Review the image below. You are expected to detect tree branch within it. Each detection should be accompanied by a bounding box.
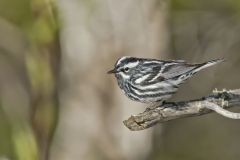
[123,89,240,131]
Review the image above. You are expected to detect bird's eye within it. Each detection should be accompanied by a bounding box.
[124,67,129,72]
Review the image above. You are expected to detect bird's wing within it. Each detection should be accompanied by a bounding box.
[134,59,222,87]
[133,61,198,85]
[160,62,197,79]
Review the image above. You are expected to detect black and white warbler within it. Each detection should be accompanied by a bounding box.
[108,57,223,104]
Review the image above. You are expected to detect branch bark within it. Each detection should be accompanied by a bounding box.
[123,89,240,131]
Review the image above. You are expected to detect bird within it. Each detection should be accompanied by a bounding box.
[108,56,224,106]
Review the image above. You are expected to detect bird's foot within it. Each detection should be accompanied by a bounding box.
[162,101,178,106]
[220,98,229,108]
[146,104,158,111]
[145,102,163,111]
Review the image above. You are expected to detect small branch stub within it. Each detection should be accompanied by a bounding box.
[123,89,240,131]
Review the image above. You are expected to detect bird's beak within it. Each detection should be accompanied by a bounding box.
[107,68,117,74]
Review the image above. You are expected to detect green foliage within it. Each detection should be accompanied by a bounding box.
[12,125,38,160]
[0,0,33,28]
[26,51,54,95]
[171,0,240,12]
[0,0,59,159]
[0,109,14,160]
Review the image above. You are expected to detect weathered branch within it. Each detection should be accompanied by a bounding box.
[123,89,240,131]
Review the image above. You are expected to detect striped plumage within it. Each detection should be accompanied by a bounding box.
[108,57,223,104]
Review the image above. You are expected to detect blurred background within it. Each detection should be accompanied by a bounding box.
[0,0,240,160]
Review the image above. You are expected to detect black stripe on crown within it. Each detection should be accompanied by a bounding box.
[116,57,139,67]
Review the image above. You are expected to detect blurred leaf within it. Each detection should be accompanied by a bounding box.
[25,51,54,95]
[30,16,56,45]
[34,101,56,137]
[0,109,14,160]
[12,125,38,160]
[0,0,33,28]
[171,0,240,12]
[29,0,58,44]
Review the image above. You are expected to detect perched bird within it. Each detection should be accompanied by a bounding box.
[108,56,223,105]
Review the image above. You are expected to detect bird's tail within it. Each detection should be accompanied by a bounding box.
[193,59,224,73]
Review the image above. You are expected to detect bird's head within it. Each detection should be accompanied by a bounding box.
[108,56,140,80]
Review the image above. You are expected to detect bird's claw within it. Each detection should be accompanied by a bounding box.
[220,98,229,108]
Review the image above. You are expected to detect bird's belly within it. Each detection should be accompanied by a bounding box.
[123,82,177,103]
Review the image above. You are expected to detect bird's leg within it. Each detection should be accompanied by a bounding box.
[162,100,166,105]
[146,104,158,111]
[146,101,164,111]
[162,101,178,106]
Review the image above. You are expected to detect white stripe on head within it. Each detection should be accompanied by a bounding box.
[144,61,162,64]
[124,61,139,68]
[116,56,130,66]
